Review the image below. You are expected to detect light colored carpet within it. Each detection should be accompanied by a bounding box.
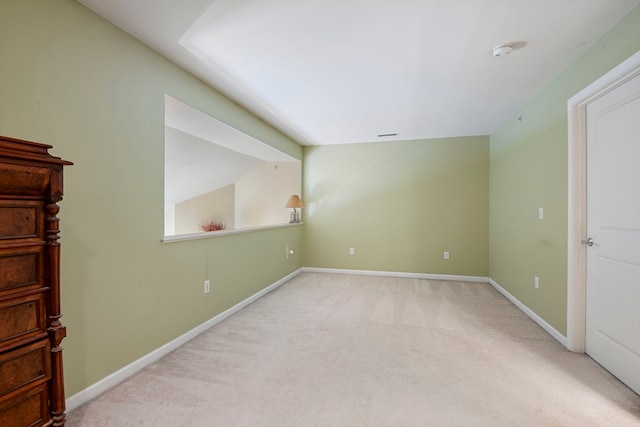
[67,272,640,426]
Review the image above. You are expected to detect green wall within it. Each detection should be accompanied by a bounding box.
[302,137,489,276]
[489,5,640,335]
[0,0,302,396]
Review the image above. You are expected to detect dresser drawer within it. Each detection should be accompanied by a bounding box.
[0,200,44,241]
[0,164,51,197]
[0,293,47,348]
[0,247,44,293]
[0,383,50,427]
[0,339,51,399]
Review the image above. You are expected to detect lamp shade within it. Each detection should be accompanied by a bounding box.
[285,194,304,209]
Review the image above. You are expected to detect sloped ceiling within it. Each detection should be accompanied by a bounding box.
[164,95,298,207]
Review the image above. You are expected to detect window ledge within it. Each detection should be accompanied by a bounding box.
[162,222,302,244]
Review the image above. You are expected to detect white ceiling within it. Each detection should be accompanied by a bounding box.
[79,0,639,145]
[164,126,260,206]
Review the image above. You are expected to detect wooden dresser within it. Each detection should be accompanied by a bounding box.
[0,136,72,426]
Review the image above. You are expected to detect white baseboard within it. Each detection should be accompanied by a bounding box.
[488,278,568,348]
[302,267,489,283]
[65,268,302,412]
[66,267,568,412]
[302,268,567,348]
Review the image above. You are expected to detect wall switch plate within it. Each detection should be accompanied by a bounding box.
[204,280,211,294]
[534,276,539,289]
[349,247,355,256]
[444,251,450,260]
[538,207,544,220]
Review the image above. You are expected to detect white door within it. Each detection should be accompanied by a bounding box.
[585,73,640,395]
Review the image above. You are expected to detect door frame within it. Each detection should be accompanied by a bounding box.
[566,50,640,352]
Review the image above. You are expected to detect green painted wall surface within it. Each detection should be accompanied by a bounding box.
[0,0,302,396]
[303,137,489,276]
[489,5,640,336]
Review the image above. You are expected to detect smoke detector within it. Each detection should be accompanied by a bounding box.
[493,44,513,58]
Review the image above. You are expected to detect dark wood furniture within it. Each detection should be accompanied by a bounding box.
[0,136,72,426]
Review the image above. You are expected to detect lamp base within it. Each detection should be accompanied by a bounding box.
[289,209,300,223]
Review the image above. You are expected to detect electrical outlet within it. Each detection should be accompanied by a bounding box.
[349,247,355,256]
[286,245,294,260]
[204,280,210,294]
[444,251,450,260]
[534,276,539,289]
[538,207,544,220]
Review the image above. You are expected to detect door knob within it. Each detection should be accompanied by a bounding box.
[581,237,594,246]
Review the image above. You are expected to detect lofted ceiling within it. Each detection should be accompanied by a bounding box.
[79,0,639,146]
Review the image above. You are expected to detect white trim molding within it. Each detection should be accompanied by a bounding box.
[65,268,302,412]
[566,50,640,353]
[162,222,302,243]
[66,266,577,411]
[302,267,489,283]
[489,279,568,348]
[305,268,568,347]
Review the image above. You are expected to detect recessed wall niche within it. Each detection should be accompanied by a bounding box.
[164,95,301,236]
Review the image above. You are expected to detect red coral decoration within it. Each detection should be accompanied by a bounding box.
[199,218,226,232]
